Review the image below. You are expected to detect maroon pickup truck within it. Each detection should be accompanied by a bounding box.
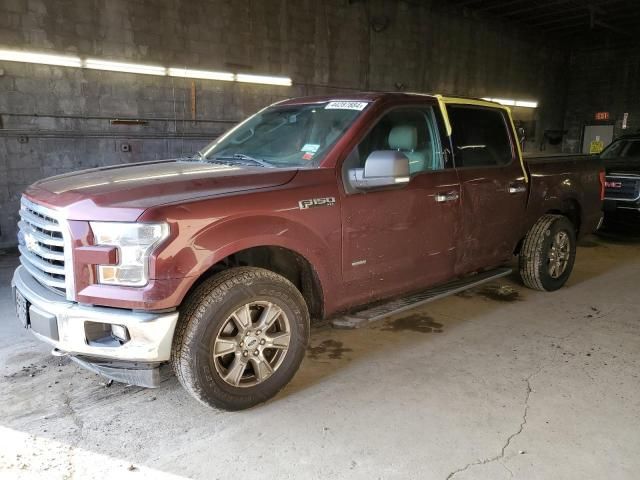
[12,93,604,410]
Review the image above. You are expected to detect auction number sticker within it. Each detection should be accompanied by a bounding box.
[301,143,320,153]
[325,101,368,111]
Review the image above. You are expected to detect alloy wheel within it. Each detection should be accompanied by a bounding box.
[547,231,571,279]
[212,301,291,388]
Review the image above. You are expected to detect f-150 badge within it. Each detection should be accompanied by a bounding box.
[298,197,336,209]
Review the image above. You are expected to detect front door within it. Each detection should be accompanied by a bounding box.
[340,106,462,305]
[446,104,528,275]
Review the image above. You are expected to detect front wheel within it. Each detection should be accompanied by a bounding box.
[519,214,577,291]
[171,267,310,410]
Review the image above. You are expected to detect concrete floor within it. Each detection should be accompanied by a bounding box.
[1,233,639,480]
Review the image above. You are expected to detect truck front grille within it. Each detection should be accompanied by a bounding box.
[17,197,69,296]
[604,175,640,201]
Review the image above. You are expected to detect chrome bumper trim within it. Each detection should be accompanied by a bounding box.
[12,266,179,362]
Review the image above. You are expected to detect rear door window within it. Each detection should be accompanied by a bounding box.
[448,106,514,167]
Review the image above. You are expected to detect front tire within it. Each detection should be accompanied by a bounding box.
[171,267,310,410]
[519,214,576,291]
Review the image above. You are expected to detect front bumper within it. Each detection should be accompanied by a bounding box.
[11,265,180,387]
[603,200,640,226]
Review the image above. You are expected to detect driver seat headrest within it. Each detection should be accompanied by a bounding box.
[388,125,417,151]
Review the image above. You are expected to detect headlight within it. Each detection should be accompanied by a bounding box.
[90,222,169,287]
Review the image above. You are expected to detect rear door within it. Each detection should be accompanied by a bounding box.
[447,104,528,275]
[339,104,461,305]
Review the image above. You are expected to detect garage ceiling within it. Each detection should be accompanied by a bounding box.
[446,0,640,48]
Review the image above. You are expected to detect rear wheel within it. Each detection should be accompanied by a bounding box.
[519,214,576,291]
[171,267,309,410]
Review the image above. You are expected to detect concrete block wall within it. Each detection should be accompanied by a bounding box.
[0,0,569,247]
[563,47,640,153]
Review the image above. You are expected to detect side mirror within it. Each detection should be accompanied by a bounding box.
[348,150,410,190]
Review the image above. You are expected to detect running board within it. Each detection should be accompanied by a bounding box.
[332,267,513,329]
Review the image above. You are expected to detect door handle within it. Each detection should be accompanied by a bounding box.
[508,184,527,194]
[435,191,460,203]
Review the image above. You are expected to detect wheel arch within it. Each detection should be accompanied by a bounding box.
[515,198,582,255]
[182,244,326,321]
[548,197,582,235]
[159,212,339,320]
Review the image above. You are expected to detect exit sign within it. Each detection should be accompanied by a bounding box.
[595,112,610,120]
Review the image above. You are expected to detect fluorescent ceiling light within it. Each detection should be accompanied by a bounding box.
[182,167,241,174]
[490,98,516,106]
[114,172,180,183]
[85,58,166,76]
[0,49,82,67]
[0,48,293,86]
[515,100,538,108]
[236,73,292,86]
[168,67,234,81]
[483,97,538,108]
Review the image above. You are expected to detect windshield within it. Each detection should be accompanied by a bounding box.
[601,138,640,160]
[198,101,367,168]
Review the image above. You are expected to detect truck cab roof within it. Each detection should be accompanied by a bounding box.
[276,92,506,110]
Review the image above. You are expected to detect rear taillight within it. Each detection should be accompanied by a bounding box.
[599,170,606,201]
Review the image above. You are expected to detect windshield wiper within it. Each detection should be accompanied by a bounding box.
[209,153,274,168]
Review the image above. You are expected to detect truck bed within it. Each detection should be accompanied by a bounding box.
[524,154,603,238]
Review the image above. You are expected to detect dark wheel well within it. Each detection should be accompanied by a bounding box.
[514,199,582,255]
[187,246,324,321]
[553,198,582,235]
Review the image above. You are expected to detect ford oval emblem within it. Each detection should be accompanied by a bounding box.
[24,232,38,252]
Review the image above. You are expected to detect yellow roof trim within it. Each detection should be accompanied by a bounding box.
[440,95,510,110]
[434,94,452,137]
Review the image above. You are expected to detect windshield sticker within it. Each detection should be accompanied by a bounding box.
[325,101,368,111]
[301,143,320,153]
[302,152,314,161]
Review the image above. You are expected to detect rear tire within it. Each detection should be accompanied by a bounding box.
[171,267,309,410]
[519,214,576,291]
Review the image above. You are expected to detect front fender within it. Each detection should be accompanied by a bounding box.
[195,214,335,281]
[151,213,340,309]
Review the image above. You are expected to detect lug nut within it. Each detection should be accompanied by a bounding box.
[239,341,244,347]
[260,339,265,345]
[243,351,248,357]
[256,330,262,335]
[253,350,259,356]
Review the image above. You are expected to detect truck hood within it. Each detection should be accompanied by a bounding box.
[25,159,298,221]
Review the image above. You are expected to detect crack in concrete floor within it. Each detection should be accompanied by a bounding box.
[445,303,617,479]
[445,366,543,480]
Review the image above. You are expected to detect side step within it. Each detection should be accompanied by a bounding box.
[332,267,513,329]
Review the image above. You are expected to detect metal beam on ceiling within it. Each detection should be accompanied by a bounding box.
[532,13,590,27]
[446,0,640,45]
[543,20,596,32]
[473,0,527,12]
[521,6,593,23]
[503,3,603,20]
[454,0,487,7]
